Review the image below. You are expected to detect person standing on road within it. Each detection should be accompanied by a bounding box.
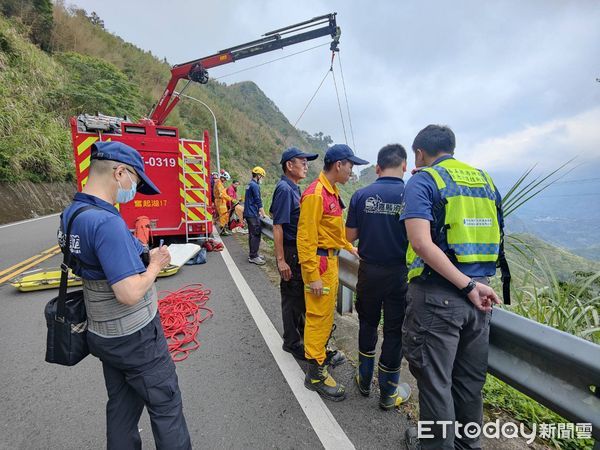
[58,141,191,450]
[297,144,367,401]
[244,166,267,265]
[345,144,412,410]
[214,170,234,236]
[270,147,318,360]
[401,125,503,449]
[226,179,240,211]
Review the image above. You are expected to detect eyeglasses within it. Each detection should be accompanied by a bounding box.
[291,159,309,167]
[113,166,141,184]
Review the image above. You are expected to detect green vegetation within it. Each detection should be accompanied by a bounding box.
[506,233,600,282]
[481,166,600,449]
[1,0,53,51]
[485,243,598,448]
[50,52,145,119]
[0,2,335,183]
[483,376,594,450]
[0,15,71,182]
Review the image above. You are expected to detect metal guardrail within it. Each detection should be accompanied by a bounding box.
[259,217,600,442]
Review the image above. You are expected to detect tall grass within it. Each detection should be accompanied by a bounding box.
[483,163,599,449]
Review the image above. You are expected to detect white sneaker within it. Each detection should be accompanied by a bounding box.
[248,256,266,265]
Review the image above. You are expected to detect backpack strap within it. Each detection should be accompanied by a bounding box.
[56,205,102,322]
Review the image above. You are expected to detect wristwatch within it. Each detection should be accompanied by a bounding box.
[461,279,477,295]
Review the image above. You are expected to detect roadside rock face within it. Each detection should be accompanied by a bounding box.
[0,182,76,224]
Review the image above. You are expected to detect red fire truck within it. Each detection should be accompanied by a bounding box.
[71,14,340,242]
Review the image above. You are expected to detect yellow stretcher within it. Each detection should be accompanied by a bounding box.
[10,264,180,292]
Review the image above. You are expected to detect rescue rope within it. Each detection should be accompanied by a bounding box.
[293,67,332,128]
[331,67,348,144]
[336,52,356,151]
[158,284,213,362]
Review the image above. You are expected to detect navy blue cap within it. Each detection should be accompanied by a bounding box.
[280,147,319,164]
[91,141,160,195]
[324,144,369,165]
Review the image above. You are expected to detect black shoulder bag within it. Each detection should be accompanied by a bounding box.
[44,205,100,366]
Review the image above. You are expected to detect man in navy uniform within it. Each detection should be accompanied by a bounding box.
[244,166,267,265]
[346,144,412,410]
[270,147,318,360]
[59,141,191,450]
[401,125,503,449]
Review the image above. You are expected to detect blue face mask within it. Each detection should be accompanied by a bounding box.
[116,170,137,204]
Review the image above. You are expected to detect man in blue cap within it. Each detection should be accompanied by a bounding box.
[297,144,367,401]
[270,147,318,360]
[58,141,191,449]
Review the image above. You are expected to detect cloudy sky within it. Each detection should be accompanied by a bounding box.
[70,0,600,194]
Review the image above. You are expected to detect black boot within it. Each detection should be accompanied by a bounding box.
[304,359,346,402]
[325,348,347,368]
[355,350,375,396]
[378,362,412,410]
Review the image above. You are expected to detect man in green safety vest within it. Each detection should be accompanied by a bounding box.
[401,125,504,450]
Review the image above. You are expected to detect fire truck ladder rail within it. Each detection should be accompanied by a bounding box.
[181,154,211,243]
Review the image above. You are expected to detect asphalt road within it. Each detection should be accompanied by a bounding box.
[0,214,409,450]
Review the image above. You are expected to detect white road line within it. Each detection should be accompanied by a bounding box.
[0,213,60,229]
[219,245,355,450]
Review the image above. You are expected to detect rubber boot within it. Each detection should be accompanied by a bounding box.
[325,348,347,368]
[304,359,346,402]
[378,362,412,410]
[355,350,375,396]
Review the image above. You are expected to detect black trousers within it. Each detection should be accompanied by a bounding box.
[355,261,408,368]
[246,216,261,258]
[280,244,305,350]
[87,314,191,450]
[402,277,491,450]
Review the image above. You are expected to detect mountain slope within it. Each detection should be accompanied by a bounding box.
[0,4,334,183]
[505,233,600,280]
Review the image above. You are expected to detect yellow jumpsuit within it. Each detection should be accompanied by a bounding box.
[214,179,233,228]
[297,172,353,364]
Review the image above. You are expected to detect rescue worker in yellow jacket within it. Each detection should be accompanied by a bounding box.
[214,170,234,235]
[297,144,368,401]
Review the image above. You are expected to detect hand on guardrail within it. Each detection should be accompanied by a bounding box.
[468,282,502,312]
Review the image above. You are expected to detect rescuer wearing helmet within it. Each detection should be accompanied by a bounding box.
[401,125,503,449]
[244,166,267,265]
[297,144,367,401]
[345,143,412,410]
[214,170,234,236]
[210,171,219,204]
[57,141,191,449]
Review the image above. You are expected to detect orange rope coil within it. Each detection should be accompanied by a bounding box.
[158,284,213,362]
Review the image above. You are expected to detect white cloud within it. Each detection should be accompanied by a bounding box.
[466,107,600,173]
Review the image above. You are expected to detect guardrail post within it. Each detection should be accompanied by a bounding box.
[336,285,353,314]
[595,386,600,450]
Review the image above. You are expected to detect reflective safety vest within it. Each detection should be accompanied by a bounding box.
[406,158,501,282]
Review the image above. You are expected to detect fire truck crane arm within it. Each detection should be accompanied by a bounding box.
[148,13,339,125]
